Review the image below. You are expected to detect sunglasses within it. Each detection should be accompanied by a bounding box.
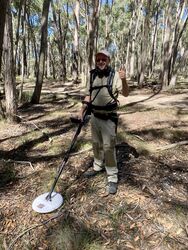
[96,58,107,63]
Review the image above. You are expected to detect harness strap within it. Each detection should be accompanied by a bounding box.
[89,68,116,104]
[107,69,116,102]
[93,112,118,132]
[91,102,117,111]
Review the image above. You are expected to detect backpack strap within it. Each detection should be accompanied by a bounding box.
[107,68,116,102]
[89,69,100,104]
[89,67,118,106]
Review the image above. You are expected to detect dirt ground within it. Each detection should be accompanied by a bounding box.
[0,80,188,250]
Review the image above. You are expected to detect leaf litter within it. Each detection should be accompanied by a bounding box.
[0,83,188,249]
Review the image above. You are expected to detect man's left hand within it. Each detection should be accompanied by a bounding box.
[118,67,126,80]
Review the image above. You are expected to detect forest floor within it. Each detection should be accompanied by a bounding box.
[0,79,188,250]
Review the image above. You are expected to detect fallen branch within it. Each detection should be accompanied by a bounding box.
[70,146,92,156]
[15,115,53,143]
[7,159,34,170]
[132,134,145,141]
[8,208,66,250]
[156,140,188,151]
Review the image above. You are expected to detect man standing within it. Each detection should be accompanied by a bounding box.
[80,49,129,194]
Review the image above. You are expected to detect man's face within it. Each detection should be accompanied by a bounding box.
[96,53,110,70]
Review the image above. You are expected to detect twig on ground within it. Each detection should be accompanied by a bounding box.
[6,159,34,170]
[145,230,162,240]
[132,134,145,141]
[8,208,66,250]
[70,147,92,156]
[125,213,134,221]
[15,115,53,142]
[156,140,188,151]
[142,185,156,196]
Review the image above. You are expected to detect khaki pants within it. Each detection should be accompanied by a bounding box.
[91,114,118,183]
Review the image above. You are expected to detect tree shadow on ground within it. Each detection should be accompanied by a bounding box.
[117,144,188,210]
[118,110,188,207]
[0,130,35,144]
[0,121,74,162]
[129,127,188,143]
[0,114,91,167]
[120,91,161,109]
[120,105,157,115]
[0,162,17,189]
[43,214,103,250]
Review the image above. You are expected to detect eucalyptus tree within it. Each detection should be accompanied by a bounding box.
[128,0,143,79]
[72,0,80,83]
[168,0,188,86]
[138,0,152,86]
[51,0,69,82]
[161,0,188,87]
[178,23,188,76]
[26,5,41,77]
[13,0,43,81]
[84,0,101,71]
[31,0,51,104]
[19,0,27,100]
[103,0,115,48]
[4,1,18,122]
[149,0,160,77]
[14,0,25,75]
[0,0,8,118]
[97,0,129,69]
[0,0,8,73]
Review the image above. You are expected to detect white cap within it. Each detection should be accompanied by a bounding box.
[96,49,111,58]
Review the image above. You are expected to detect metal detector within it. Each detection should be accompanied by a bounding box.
[32,109,89,213]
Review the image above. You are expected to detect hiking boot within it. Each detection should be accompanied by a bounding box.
[106,182,118,194]
[83,168,104,178]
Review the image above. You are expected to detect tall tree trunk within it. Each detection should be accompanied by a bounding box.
[104,0,114,48]
[72,0,80,84]
[14,0,25,75]
[0,0,8,73]
[51,0,68,82]
[138,0,152,86]
[4,4,17,122]
[149,0,160,77]
[169,1,188,86]
[59,2,68,82]
[19,1,27,101]
[82,0,100,86]
[46,40,51,78]
[31,0,51,104]
[125,10,134,76]
[130,0,142,79]
[86,0,100,70]
[161,1,173,87]
[50,43,56,79]
[27,11,38,77]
